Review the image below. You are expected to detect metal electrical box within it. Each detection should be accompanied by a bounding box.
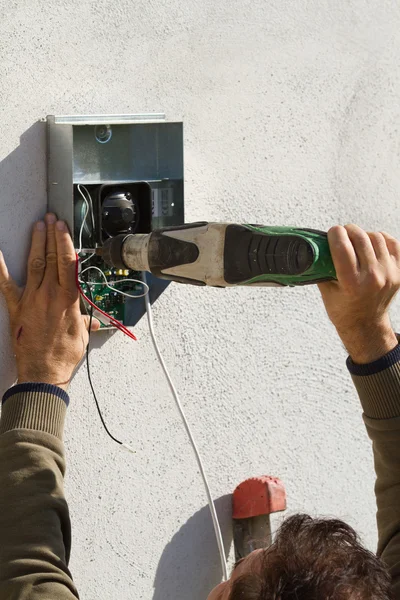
[47,114,185,327]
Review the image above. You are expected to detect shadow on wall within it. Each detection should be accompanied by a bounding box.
[153,494,233,600]
[0,121,47,395]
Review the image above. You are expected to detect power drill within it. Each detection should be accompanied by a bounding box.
[100,223,336,287]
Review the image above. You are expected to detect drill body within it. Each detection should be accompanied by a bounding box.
[102,222,336,287]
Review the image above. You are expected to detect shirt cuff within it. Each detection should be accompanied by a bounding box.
[347,339,400,419]
[0,383,69,439]
[347,343,400,376]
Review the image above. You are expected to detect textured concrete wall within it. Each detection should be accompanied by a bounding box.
[1,1,400,598]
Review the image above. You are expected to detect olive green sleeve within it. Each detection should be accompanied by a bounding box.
[348,347,400,598]
[0,383,79,599]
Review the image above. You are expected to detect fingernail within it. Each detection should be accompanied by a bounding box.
[36,221,46,231]
[56,220,65,231]
[46,213,56,224]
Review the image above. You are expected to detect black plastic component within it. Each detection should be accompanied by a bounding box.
[224,225,315,284]
[145,223,207,277]
[149,230,200,273]
[155,221,208,232]
[98,182,152,244]
[101,189,138,238]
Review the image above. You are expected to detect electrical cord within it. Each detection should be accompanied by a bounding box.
[76,185,90,255]
[143,273,229,581]
[76,254,138,340]
[75,185,227,578]
[80,265,149,299]
[77,184,96,264]
[75,187,147,328]
[86,285,135,455]
[81,268,229,580]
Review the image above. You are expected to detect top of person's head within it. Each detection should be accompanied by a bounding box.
[230,514,393,600]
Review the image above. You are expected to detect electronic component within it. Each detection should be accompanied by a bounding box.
[101,189,137,238]
[47,114,185,327]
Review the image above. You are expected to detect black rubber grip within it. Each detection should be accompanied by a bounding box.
[149,231,199,272]
[224,225,315,284]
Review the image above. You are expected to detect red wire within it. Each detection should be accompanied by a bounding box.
[75,254,137,341]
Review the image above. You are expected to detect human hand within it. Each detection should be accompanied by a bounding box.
[0,213,100,390]
[318,225,400,364]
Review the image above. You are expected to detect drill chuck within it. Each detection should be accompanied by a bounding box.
[102,234,150,271]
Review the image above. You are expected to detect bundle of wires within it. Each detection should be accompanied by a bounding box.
[75,184,147,340]
[75,255,138,340]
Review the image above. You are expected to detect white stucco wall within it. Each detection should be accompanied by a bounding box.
[1,1,400,598]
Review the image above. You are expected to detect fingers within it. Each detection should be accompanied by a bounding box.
[82,314,101,332]
[380,231,400,262]
[327,226,359,285]
[43,213,58,285]
[55,220,78,292]
[380,231,397,242]
[366,232,390,262]
[0,250,22,311]
[344,224,376,269]
[26,220,47,290]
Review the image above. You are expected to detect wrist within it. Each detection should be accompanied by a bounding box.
[17,379,69,391]
[337,321,398,364]
[17,367,70,391]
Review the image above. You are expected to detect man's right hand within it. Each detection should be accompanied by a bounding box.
[318,224,400,364]
[0,213,100,390]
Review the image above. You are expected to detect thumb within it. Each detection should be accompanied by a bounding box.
[82,314,101,332]
[0,251,22,311]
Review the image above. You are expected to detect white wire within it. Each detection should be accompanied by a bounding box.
[76,185,90,255]
[143,274,229,581]
[80,252,96,265]
[80,265,149,299]
[76,185,226,573]
[120,442,136,454]
[76,186,97,266]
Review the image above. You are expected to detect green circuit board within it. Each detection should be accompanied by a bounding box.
[79,255,143,327]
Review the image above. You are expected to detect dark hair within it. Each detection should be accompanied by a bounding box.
[230,514,393,600]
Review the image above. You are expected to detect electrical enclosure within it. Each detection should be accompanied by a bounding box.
[46,114,185,327]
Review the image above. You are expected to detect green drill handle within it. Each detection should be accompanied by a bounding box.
[103,222,337,287]
[235,224,336,286]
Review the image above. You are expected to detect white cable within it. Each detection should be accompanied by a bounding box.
[76,186,97,266]
[120,442,136,454]
[143,274,229,581]
[80,252,95,265]
[80,265,149,299]
[76,185,90,255]
[76,185,226,574]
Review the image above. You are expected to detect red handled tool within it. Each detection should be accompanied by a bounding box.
[232,476,286,560]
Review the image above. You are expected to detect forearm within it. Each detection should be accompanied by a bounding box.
[0,384,79,599]
[339,318,398,366]
[364,413,400,597]
[349,342,400,594]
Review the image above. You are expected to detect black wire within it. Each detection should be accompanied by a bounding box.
[86,286,122,446]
